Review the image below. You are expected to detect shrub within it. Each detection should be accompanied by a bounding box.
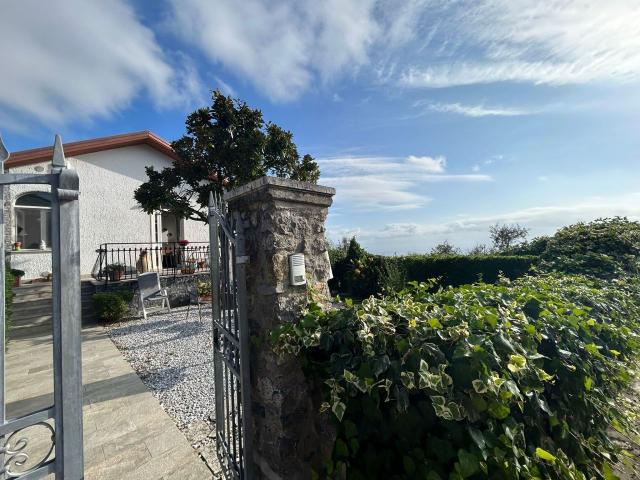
[539,218,640,278]
[197,281,212,297]
[275,274,640,479]
[512,218,640,279]
[92,290,134,322]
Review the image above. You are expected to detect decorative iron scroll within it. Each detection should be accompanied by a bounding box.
[1,423,55,478]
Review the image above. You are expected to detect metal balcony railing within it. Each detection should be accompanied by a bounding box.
[92,242,210,283]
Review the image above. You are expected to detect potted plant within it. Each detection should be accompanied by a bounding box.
[181,257,197,274]
[105,263,126,281]
[10,269,25,287]
[13,241,22,251]
[178,239,190,247]
[197,281,212,302]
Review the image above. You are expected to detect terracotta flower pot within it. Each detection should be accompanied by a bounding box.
[109,271,124,281]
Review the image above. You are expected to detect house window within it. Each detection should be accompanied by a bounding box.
[15,192,51,250]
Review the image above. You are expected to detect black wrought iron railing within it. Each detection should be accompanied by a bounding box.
[92,242,210,283]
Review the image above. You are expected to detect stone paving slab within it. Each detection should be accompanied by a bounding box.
[5,323,213,479]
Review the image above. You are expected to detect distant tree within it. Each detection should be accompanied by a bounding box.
[468,243,489,255]
[327,236,351,265]
[489,223,529,251]
[430,240,459,255]
[135,90,320,222]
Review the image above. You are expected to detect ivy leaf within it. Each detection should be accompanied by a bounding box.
[343,369,368,393]
[403,455,416,475]
[344,420,358,439]
[401,371,416,389]
[457,449,480,478]
[428,318,443,329]
[535,447,557,464]
[507,354,527,373]
[468,427,487,452]
[603,461,621,480]
[472,379,487,394]
[335,438,349,458]
[488,403,510,420]
[332,401,346,421]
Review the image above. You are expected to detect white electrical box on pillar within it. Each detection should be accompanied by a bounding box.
[289,253,306,285]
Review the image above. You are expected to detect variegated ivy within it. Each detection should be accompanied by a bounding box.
[274,274,640,479]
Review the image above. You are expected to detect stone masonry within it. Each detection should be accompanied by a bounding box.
[225,177,336,480]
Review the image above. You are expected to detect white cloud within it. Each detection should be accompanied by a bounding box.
[168,0,378,102]
[319,154,490,211]
[160,0,640,103]
[329,191,640,253]
[214,76,237,97]
[325,175,431,211]
[420,102,533,117]
[399,1,640,88]
[406,155,446,172]
[0,0,200,131]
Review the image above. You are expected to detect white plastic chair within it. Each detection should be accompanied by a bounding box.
[137,272,171,319]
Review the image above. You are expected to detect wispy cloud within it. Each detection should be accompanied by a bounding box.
[0,0,201,131]
[399,1,640,89]
[406,155,446,172]
[214,76,237,97]
[319,154,490,211]
[329,191,640,252]
[168,0,379,102]
[418,102,533,117]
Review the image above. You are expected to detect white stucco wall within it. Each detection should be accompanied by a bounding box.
[7,145,209,278]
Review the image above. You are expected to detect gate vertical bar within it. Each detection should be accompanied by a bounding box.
[209,194,225,449]
[51,136,84,478]
[233,212,253,479]
[0,136,8,480]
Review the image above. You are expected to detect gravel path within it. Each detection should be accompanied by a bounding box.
[106,306,222,476]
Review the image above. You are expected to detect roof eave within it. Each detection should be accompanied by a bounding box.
[5,130,179,168]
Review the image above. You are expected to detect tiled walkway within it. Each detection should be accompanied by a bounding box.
[5,324,213,479]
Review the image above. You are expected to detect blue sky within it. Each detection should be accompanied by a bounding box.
[1,0,639,254]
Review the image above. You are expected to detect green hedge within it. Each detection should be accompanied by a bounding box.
[276,274,640,479]
[92,290,134,322]
[330,252,537,298]
[395,254,537,288]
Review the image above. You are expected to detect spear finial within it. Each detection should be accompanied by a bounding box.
[52,134,65,167]
[0,134,9,164]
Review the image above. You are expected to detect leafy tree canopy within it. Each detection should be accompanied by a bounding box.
[490,223,529,251]
[135,91,320,222]
[430,240,459,255]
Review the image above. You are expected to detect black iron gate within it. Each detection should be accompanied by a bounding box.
[208,193,252,479]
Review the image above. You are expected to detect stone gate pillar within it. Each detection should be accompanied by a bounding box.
[225,177,336,480]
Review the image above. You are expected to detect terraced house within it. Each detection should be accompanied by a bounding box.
[4,131,209,281]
